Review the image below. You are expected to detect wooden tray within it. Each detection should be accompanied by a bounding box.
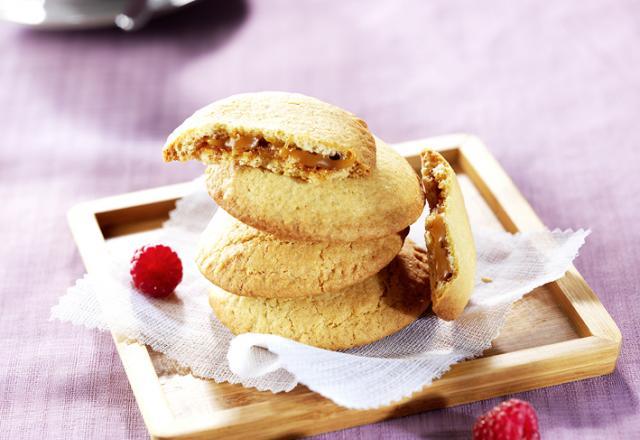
[67,134,621,440]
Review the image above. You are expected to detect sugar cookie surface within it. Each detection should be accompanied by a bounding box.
[197,209,405,297]
[208,241,431,350]
[205,139,425,242]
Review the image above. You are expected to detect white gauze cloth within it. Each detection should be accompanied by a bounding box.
[51,178,589,409]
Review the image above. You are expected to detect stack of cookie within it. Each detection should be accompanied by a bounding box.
[163,92,473,350]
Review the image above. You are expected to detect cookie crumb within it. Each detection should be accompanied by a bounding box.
[481,277,493,283]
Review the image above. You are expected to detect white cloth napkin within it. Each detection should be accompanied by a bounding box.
[51,178,589,409]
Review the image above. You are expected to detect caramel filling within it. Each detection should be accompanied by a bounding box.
[422,160,455,287]
[201,133,355,171]
[429,215,454,286]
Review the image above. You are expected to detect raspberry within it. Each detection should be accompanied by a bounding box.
[473,398,540,440]
[130,245,183,298]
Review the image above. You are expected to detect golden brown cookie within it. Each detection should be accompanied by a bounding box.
[420,149,476,321]
[205,139,425,242]
[196,209,406,298]
[208,240,431,350]
[163,92,376,181]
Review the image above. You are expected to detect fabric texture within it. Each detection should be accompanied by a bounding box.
[50,180,588,409]
[1,0,639,438]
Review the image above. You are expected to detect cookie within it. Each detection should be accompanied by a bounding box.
[196,209,406,297]
[420,149,476,321]
[205,138,425,242]
[163,92,376,181]
[208,240,431,350]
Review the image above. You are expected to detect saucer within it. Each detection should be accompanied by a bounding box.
[0,0,199,30]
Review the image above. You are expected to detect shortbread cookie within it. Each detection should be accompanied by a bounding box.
[208,241,431,350]
[421,150,476,321]
[163,92,376,181]
[197,209,406,297]
[205,139,425,242]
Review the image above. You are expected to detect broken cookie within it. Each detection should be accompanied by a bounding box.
[163,92,376,181]
[421,149,477,321]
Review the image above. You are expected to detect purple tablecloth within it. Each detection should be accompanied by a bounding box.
[1,1,638,438]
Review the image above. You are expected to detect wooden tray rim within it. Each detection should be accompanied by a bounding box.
[67,134,621,439]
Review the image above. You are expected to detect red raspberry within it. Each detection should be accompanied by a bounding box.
[130,245,183,298]
[473,398,540,440]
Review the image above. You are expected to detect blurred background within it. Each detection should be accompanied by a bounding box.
[0,1,638,439]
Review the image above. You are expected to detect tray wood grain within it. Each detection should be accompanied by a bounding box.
[67,134,621,440]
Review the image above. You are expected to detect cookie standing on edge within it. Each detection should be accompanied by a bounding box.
[208,241,431,350]
[420,149,477,321]
[163,92,376,181]
[206,140,425,242]
[196,209,407,298]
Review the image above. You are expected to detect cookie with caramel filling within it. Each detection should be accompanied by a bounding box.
[208,240,431,350]
[197,209,406,297]
[421,149,476,321]
[163,92,375,181]
[205,139,425,242]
